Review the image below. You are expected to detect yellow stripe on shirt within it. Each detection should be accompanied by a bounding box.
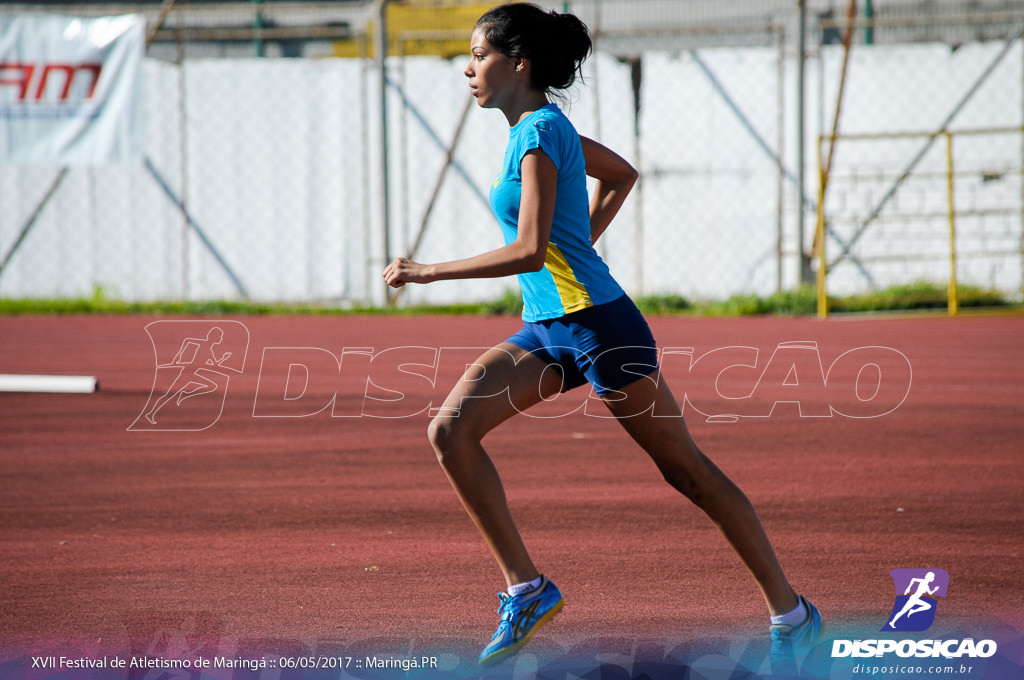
[545,242,593,314]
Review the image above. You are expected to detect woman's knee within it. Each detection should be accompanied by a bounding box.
[661,467,705,503]
[658,451,721,505]
[426,413,476,465]
[426,414,451,453]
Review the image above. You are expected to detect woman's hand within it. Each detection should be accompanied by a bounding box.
[383,257,434,288]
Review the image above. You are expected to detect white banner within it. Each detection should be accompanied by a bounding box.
[0,14,144,165]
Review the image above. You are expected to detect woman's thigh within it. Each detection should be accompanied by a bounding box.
[432,342,567,442]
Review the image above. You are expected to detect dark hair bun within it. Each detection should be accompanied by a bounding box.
[547,11,592,89]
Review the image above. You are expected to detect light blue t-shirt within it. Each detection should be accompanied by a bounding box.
[489,104,624,322]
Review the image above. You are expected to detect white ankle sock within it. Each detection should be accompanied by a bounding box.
[771,597,807,627]
[508,575,543,597]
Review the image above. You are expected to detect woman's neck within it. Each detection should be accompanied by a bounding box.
[502,93,551,128]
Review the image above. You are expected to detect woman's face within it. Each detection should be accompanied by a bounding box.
[464,28,519,110]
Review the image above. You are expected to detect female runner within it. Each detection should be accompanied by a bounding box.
[383,2,822,667]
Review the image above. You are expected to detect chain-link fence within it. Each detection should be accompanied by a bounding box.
[813,30,1024,309]
[2,0,1022,307]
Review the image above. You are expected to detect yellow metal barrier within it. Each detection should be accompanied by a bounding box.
[815,137,829,318]
[814,126,1024,318]
[945,131,958,316]
[332,2,492,59]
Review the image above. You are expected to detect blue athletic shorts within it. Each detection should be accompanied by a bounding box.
[504,294,659,396]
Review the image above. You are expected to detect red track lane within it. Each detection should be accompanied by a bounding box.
[1,313,1022,670]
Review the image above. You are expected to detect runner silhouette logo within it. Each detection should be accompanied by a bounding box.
[129,320,249,431]
[882,569,949,632]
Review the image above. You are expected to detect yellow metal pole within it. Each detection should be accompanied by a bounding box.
[815,136,829,318]
[944,131,958,316]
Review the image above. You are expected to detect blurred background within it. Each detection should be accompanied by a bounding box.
[1,0,1022,310]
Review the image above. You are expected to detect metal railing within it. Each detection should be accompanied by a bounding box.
[815,127,1024,317]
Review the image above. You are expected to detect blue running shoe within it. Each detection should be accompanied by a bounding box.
[769,596,823,674]
[478,576,564,667]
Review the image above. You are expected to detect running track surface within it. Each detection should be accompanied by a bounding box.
[1,313,1022,675]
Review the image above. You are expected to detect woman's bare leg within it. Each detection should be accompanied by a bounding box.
[427,343,565,588]
[603,370,799,616]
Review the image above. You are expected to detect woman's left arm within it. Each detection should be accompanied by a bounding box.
[580,136,638,243]
[383,148,556,287]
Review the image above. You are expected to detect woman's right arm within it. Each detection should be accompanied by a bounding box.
[580,136,638,244]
